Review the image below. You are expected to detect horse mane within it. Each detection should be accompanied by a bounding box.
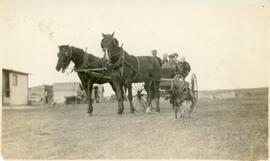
[109,37,130,56]
[70,46,100,60]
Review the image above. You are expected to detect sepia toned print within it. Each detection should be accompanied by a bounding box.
[1,0,269,160]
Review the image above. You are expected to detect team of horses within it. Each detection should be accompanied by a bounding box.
[56,32,193,118]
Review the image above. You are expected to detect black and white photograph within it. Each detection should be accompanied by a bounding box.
[1,0,269,160]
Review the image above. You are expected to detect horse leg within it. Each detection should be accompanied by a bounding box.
[173,105,179,120]
[126,83,135,114]
[120,84,126,114]
[87,80,93,115]
[154,81,160,112]
[145,81,153,113]
[113,81,124,115]
[148,81,157,112]
[109,82,116,93]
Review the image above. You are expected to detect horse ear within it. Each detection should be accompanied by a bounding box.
[102,33,106,38]
[111,32,115,37]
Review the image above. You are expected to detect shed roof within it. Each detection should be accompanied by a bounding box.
[3,68,30,75]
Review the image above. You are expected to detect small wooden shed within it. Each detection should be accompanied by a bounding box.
[2,68,29,105]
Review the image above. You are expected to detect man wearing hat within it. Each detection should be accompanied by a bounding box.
[168,54,175,63]
[161,54,179,78]
[151,49,162,66]
[173,52,180,63]
[162,53,168,65]
[178,56,191,78]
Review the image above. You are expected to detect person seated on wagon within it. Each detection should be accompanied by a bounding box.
[177,56,191,78]
[161,54,179,78]
[173,52,180,63]
[151,49,162,66]
[162,54,177,68]
[162,53,168,65]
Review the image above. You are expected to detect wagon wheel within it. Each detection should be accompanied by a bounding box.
[171,75,185,90]
[132,83,147,111]
[191,73,198,103]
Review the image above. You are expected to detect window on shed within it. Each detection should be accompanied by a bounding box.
[13,74,18,86]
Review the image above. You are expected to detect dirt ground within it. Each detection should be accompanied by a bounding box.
[2,93,268,160]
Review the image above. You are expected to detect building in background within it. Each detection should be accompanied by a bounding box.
[53,82,104,104]
[53,82,82,104]
[2,68,29,105]
[28,85,53,105]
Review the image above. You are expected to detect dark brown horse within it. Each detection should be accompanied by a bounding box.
[55,45,115,115]
[101,33,161,115]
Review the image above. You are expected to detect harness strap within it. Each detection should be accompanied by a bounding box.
[134,56,140,79]
[108,57,123,69]
[121,48,125,77]
[83,53,89,67]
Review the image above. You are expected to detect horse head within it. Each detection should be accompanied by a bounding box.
[55,45,72,73]
[101,32,119,61]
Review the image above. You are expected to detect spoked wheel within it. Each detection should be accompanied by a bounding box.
[171,75,185,90]
[191,73,198,103]
[132,83,147,111]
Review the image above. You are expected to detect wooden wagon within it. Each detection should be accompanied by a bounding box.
[132,67,198,111]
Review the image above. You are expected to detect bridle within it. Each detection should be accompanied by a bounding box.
[102,37,121,62]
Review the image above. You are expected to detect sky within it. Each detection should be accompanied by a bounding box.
[1,0,269,96]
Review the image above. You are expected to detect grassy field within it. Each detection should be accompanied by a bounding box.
[2,88,268,160]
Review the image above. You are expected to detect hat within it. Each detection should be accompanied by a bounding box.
[168,54,174,58]
[151,50,157,54]
[173,52,179,57]
[180,56,185,62]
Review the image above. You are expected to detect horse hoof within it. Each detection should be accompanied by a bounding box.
[156,109,160,112]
